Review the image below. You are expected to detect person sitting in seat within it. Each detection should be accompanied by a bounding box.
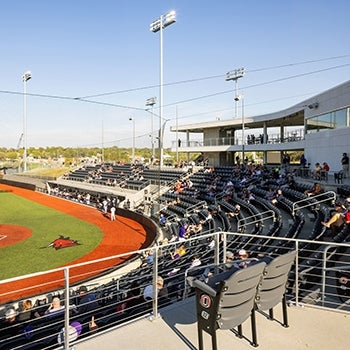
[159,214,166,227]
[227,204,241,218]
[200,251,239,288]
[143,276,169,304]
[304,182,323,197]
[0,308,19,337]
[170,244,186,260]
[76,286,98,317]
[44,296,64,315]
[321,203,348,236]
[17,299,40,321]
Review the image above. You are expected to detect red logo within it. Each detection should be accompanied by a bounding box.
[200,294,211,308]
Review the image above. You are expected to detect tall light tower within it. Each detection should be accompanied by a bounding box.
[150,10,176,168]
[226,67,245,118]
[146,96,157,161]
[129,117,135,164]
[234,94,245,162]
[22,71,32,172]
[226,67,245,164]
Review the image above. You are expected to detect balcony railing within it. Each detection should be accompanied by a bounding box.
[173,128,305,149]
[1,231,349,349]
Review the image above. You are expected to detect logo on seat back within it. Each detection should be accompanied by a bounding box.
[200,294,211,308]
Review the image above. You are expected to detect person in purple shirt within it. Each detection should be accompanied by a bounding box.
[178,223,188,241]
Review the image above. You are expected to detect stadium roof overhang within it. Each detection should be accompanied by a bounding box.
[171,107,305,133]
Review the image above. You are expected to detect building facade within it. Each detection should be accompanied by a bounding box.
[170,80,350,172]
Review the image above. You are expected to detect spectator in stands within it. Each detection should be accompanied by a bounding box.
[124,199,131,209]
[321,203,348,236]
[282,153,290,169]
[188,255,202,270]
[244,188,255,203]
[300,153,307,167]
[0,308,19,337]
[117,280,143,314]
[206,237,215,250]
[227,204,241,218]
[311,163,322,180]
[44,296,64,315]
[159,213,166,226]
[322,162,330,172]
[304,182,323,197]
[178,222,189,241]
[199,251,243,289]
[170,244,186,260]
[17,299,40,321]
[341,152,349,178]
[76,286,98,316]
[203,210,213,223]
[235,249,252,268]
[187,220,203,236]
[141,250,154,266]
[143,276,167,302]
[169,233,178,243]
[266,188,277,203]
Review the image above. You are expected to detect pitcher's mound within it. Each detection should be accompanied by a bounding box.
[0,225,32,247]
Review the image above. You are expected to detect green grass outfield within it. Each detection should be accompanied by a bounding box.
[0,191,103,280]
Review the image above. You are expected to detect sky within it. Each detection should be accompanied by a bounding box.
[1,0,349,150]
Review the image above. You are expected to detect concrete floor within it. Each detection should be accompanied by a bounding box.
[75,297,349,350]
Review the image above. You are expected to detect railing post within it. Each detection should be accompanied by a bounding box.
[64,267,70,350]
[151,245,160,320]
[294,241,299,307]
[214,231,221,265]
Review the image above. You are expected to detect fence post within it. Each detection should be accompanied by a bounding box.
[151,245,160,320]
[64,267,70,349]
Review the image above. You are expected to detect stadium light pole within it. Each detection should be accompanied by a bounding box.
[235,94,245,163]
[146,97,157,161]
[226,67,245,164]
[22,71,32,172]
[150,10,176,168]
[226,67,245,118]
[129,117,135,164]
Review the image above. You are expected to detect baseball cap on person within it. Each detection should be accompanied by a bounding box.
[238,249,248,257]
[226,251,234,259]
[77,285,88,293]
[5,308,16,319]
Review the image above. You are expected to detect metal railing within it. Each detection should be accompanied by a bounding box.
[292,191,336,216]
[237,209,275,232]
[1,231,350,349]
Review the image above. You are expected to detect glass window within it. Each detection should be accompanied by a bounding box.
[306,107,349,133]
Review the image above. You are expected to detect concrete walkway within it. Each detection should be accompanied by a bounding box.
[75,297,349,350]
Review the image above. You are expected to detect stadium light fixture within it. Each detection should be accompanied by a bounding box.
[226,67,245,118]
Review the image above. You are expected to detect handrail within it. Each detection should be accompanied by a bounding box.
[237,209,275,232]
[2,231,350,349]
[185,200,207,216]
[292,191,336,216]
